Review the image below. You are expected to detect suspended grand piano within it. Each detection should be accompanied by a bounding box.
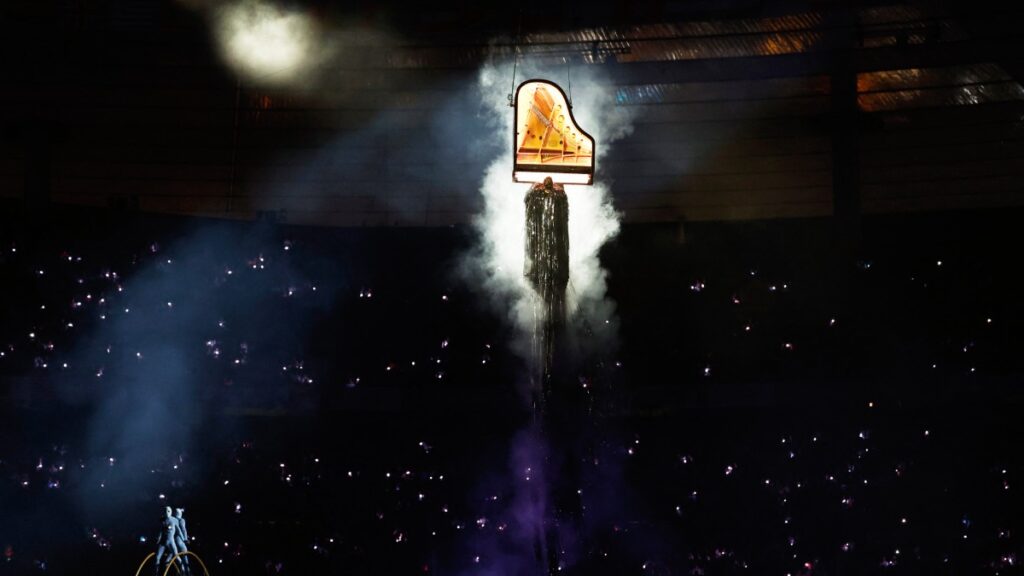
[513,79,595,186]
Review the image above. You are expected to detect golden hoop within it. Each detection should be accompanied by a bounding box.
[134,552,155,576]
[161,551,210,576]
[134,552,180,575]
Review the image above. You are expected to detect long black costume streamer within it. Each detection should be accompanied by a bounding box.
[524,177,570,414]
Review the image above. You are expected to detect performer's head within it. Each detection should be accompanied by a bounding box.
[543,176,554,190]
[174,507,184,518]
[165,506,173,517]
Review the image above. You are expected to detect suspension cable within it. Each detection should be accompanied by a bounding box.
[508,7,524,107]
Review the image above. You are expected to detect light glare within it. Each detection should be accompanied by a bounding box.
[215,0,316,83]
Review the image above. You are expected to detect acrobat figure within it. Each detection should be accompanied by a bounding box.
[172,508,191,575]
[154,506,178,575]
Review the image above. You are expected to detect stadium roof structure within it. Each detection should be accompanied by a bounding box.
[1,0,1022,226]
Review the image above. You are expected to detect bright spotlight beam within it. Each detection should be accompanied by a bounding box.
[214,0,317,83]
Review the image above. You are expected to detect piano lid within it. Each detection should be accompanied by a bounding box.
[513,79,595,185]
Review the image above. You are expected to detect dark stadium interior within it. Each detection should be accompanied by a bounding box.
[2,0,1024,575]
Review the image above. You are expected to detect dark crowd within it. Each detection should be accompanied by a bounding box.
[1,205,1022,576]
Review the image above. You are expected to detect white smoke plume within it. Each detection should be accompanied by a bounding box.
[469,58,635,359]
